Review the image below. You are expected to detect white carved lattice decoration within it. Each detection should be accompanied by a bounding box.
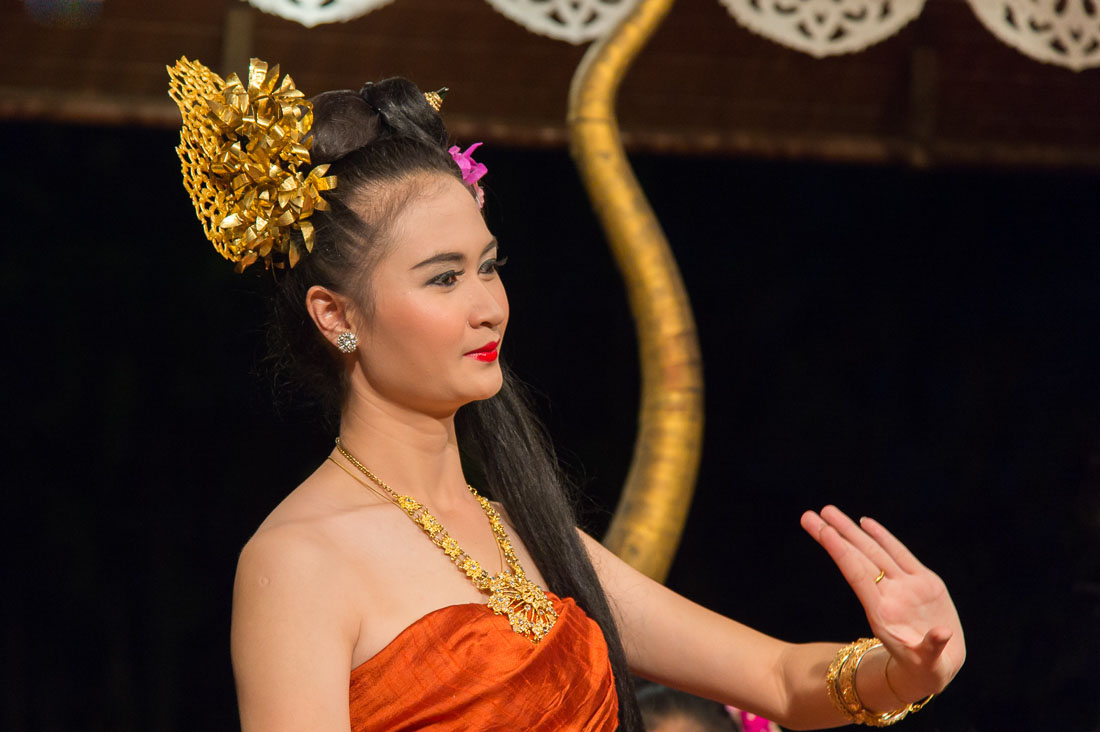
[246,0,396,28]
[719,0,926,57]
[965,0,1100,71]
[482,0,641,44]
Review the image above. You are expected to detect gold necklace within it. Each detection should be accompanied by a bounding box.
[333,438,558,643]
[326,456,507,575]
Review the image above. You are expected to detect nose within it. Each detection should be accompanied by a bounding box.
[468,277,508,331]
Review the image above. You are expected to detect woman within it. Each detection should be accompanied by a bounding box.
[168,59,964,732]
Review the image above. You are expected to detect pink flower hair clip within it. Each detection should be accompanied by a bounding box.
[449,142,487,208]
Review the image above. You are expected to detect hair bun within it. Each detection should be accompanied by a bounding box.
[307,90,381,166]
[308,78,448,167]
[359,77,448,149]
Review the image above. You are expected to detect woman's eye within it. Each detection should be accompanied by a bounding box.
[429,270,462,286]
[479,256,508,275]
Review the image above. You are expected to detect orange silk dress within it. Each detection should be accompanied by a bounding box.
[348,592,618,731]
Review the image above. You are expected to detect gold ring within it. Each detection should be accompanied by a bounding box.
[874,568,886,584]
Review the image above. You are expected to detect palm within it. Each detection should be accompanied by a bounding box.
[801,506,966,701]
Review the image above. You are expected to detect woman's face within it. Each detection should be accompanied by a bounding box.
[350,175,508,416]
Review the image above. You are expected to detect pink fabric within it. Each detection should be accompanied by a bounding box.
[726,705,781,732]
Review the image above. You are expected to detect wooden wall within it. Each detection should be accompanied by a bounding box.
[3,0,1099,167]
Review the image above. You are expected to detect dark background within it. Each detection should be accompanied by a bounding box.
[4,121,1100,731]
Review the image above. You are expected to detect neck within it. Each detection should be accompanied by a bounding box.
[335,387,469,511]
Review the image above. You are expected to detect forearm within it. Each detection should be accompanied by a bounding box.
[581,521,961,729]
[759,641,842,730]
[617,596,855,729]
[775,640,923,730]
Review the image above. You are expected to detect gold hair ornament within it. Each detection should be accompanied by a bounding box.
[167,56,337,271]
[825,637,935,727]
[424,87,448,112]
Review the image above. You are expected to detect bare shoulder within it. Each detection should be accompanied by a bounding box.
[232,474,380,638]
[230,477,373,731]
[234,521,346,607]
[235,462,393,598]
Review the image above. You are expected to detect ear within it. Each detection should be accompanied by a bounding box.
[305,285,355,349]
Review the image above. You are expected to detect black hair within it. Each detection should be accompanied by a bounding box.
[637,683,741,732]
[266,76,643,731]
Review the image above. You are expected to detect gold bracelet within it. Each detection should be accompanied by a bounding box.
[884,654,905,706]
[825,638,936,727]
[838,638,874,715]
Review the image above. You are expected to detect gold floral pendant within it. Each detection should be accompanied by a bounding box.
[487,571,558,643]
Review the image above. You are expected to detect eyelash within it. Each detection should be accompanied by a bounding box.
[428,256,508,287]
[483,256,508,274]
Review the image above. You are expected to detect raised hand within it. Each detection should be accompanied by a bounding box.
[801,505,966,703]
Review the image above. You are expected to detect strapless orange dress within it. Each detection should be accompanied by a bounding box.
[349,592,618,731]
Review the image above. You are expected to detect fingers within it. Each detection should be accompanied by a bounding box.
[918,627,952,658]
[819,505,902,577]
[802,511,880,606]
[799,509,825,537]
[857,515,925,574]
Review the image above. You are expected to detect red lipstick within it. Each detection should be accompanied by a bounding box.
[465,340,499,362]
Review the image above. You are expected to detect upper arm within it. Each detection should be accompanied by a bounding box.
[577,530,793,718]
[231,529,358,732]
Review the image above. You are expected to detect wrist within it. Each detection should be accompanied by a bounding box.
[856,647,905,712]
[826,637,935,727]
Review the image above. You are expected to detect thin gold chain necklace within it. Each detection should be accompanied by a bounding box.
[333,437,558,643]
[326,455,507,574]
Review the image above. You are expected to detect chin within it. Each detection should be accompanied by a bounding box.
[473,374,505,402]
[463,368,505,404]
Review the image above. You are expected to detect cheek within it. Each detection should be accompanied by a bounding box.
[496,282,510,330]
[374,294,464,357]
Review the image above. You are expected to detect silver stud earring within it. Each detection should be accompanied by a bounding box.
[335,331,359,354]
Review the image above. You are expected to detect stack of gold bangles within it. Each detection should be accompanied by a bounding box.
[826,638,936,727]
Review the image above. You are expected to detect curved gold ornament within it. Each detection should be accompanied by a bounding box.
[167,56,336,271]
[567,0,703,582]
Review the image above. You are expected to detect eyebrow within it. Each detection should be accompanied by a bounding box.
[411,238,498,270]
